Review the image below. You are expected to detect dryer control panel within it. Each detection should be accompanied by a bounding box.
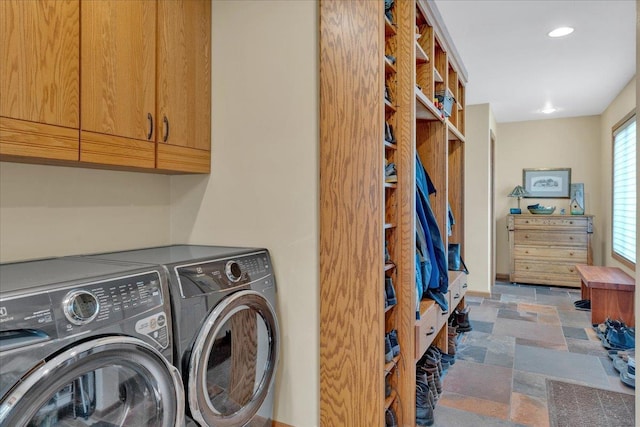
[176,252,272,298]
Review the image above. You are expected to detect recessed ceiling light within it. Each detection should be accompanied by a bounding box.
[548,27,574,38]
[541,107,557,114]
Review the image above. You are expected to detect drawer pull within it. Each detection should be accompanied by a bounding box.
[426,326,436,336]
[569,236,574,240]
[441,310,448,316]
[524,235,529,239]
[569,221,573,224]
[454,293,460,300]
[462,283,468,289]
[569,252,574,256]
[569,269,574,273]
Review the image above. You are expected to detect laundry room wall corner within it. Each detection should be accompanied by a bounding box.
[170,1,319,426]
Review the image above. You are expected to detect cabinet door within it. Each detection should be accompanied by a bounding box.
[80,0,156,168]
[156,0,211,173]
[0,0,79,161]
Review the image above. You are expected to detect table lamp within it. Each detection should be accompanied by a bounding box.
[508,185,529,214]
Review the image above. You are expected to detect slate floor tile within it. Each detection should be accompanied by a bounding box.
[514,344,610,388]
[433,401,525,427]
[562,326,588,340]
[510,392,549,427]
[442,360,513,404]
[437,392,511,421]
[512,370,549,399]
[493,317,567,345]
[497,308,537,322]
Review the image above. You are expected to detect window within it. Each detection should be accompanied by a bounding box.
[612,112,636,268]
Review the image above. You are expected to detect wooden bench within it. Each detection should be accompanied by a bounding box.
[575,264,635,326]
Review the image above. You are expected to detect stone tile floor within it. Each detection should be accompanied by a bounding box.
[431,281,635,427]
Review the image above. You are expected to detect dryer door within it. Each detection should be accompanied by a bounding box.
[189,290,279,427]
[0,336,184,427]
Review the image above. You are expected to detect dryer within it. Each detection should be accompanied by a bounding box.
[81,245,279,427]
[0,257,184,426]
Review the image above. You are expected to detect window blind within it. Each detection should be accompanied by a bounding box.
[612,116,636,265]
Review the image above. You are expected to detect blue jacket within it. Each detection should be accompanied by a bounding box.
[415,155,449,310]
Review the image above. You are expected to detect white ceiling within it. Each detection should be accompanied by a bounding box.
[434,0,636,123]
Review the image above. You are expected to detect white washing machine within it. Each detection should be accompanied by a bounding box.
[0,257,184,426]
[80,245,279,427]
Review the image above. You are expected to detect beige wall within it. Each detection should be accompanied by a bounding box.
[0,162,171,262]
[495,116,603,276]
[464,104,497,294]
[170,1,318,426]
[598,77,636,276]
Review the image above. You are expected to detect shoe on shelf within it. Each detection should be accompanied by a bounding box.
[389,329,400,357]
[384,122,397,144]
[385,407,398,427]
[385,54,396,65]
[385,334,393,363]
[385,375,391,398]
[385,160,397,184]
[385,277,397,307]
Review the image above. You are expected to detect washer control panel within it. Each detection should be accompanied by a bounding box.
[51,271,165,337]
[0,271,166,342]
[176,252,272,298]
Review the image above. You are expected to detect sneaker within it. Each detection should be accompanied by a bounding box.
[385,54,396,65]
[621,357,636,388]
[385,277,397,307]
[385,375,391,397]
[389,329,400,357]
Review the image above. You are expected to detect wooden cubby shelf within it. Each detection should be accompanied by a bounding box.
[320,1,467,425]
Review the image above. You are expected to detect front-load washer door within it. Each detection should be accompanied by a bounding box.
[188,290,279,427]
[0,336,184,427]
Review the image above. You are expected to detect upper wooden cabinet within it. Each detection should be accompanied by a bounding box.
[0,0,210,174]
[156,0,211,173]
[0,0,80,161]
[80,0,156,169]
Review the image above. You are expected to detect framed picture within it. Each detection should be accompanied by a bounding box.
[523,168,571,198]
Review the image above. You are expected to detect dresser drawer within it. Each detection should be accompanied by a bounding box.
[449,278,464,310]
[511,270,582,287]
[514,259,580,276]
[415,300,438,359]
[513,246,587,262]
[514,216,588,230]
[437,292,450,330]
[514,230,587,247]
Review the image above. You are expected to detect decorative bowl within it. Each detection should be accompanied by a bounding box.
[528,206,556,215]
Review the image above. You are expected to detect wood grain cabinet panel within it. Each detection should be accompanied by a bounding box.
[80,0,156,169]
[508,214,594,288]
[0,0,79,161]
[156,0,211,173]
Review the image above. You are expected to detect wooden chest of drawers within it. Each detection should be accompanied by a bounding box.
[507,214,593,287]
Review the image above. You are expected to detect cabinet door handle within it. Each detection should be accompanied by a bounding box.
[147,113,153,140]
[426,326,435,336]
[163,116,169,142]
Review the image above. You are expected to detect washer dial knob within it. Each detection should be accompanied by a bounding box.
[225,261,243,282]
[63,290,100,325]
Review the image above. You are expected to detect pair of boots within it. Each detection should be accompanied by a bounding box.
[454,305,472,332]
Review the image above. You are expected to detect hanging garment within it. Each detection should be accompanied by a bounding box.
[415,155,449,295]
